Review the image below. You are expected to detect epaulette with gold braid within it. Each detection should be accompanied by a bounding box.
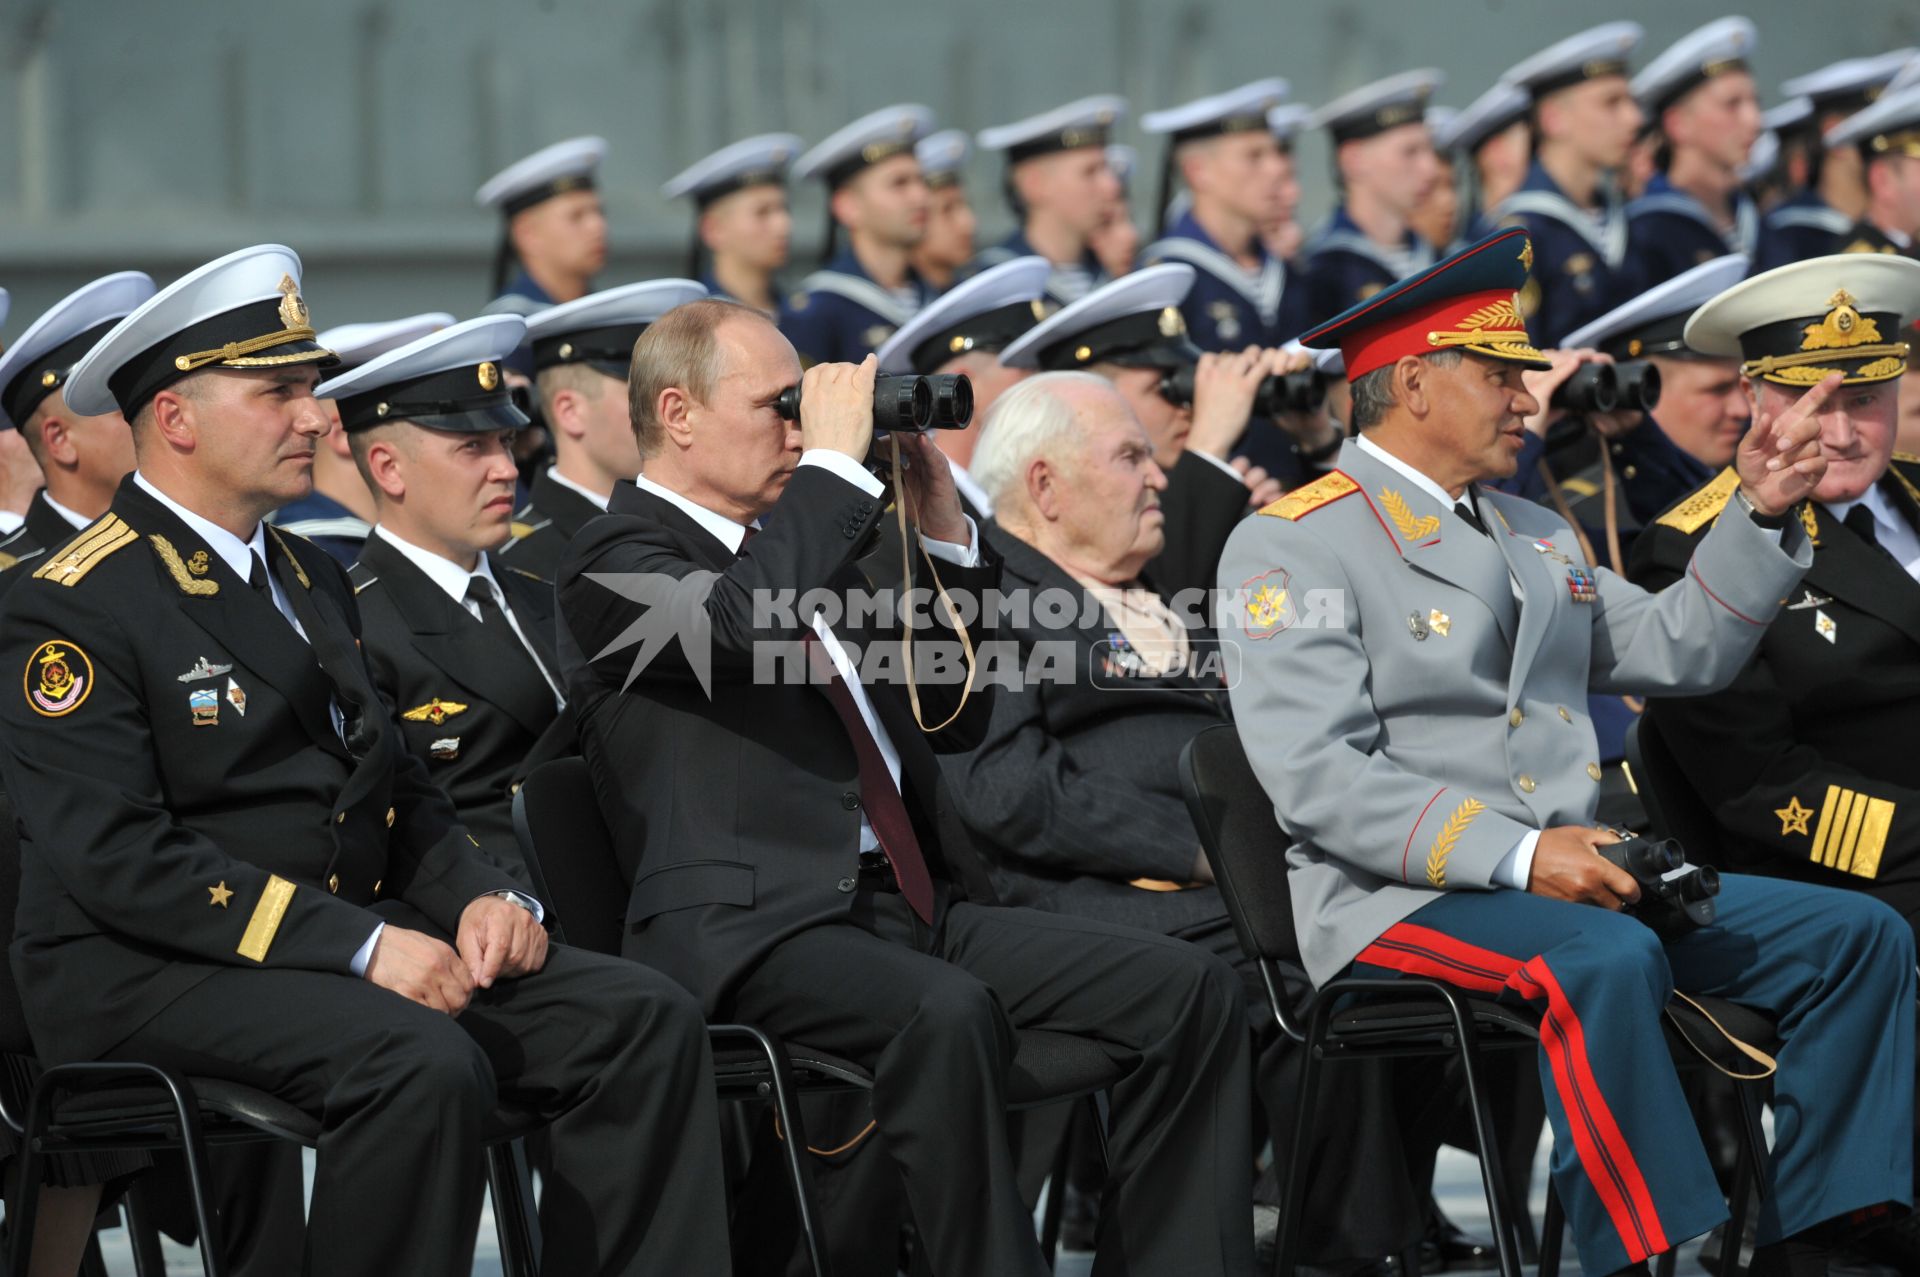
[1257,471,1360,521]
[31,515,138,587]
[1655,468,1741,535]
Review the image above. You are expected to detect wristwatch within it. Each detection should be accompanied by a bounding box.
[1731,485,1790,530]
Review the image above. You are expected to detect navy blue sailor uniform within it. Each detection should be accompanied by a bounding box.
[1143,211,1308,350]
[778,248,931,366]
[1224,229,1916,1277]
[1751,189,1851,273]
[970,228,1106,309]
[1625,175,1760,296]
[1494,163,1630,347]
[1300,206,1437,331]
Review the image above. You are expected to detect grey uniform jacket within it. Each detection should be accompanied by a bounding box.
[1216,438,1810,986]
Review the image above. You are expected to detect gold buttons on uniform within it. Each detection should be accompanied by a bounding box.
[1558,706,1572,722]
[1518,775,1537,794]
[1509,708,1524,727]
[1587,763,1604,782]
[385,807,395,828]
[328,874,340,894]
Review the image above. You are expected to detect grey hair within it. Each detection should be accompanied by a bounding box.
[969,371,1114,512]
[1349,348,1464,430]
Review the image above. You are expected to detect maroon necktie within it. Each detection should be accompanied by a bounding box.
[740,525,936,923]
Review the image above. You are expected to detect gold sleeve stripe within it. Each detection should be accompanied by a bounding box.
[236,875,297,962]
[32,517,138,585]
[1810,783,1895,879]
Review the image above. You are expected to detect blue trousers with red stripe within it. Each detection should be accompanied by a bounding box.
[1351,873,1913,1275]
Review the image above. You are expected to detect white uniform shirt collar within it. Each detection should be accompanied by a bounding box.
[372,524,496,604]
[631,472,759,552]
[133,471,272,580]
[545,466,613,512]
[42,492,92,532]
[1356,434,1474,512]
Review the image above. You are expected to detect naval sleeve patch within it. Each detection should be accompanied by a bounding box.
[25,640,93,717]
[1257,471,1360,521]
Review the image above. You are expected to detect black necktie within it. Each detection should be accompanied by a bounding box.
[464,575,521,649]
[1843,505,1900,566]
[1454,501,1490,538]
[248,552,285,621]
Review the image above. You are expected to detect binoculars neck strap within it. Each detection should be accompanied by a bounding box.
[886,434,980,735]
[1663,991,1778,1081]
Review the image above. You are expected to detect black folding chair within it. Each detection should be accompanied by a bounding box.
[0,801,546,1277]
[513,755,1124,1276]
[1178,726,1543,1277]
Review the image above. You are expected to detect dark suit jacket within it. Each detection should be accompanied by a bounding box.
[349,535,575,861]
[1629,460,1920,888]
[0,491,87,579]
[946,527,1230,926]
[1148,451,1249,604]
[556,466,999,1014]
[499,469,607,581]
[0,477,520,1063]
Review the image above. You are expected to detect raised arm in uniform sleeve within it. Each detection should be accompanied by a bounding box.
[0,581,380,971]
[1217,516,1531,890]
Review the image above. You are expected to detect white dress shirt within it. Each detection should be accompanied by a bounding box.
[370,525,565,706]
[42,492,92,532]
[1824,481,1920,583]
[543,466,613,512]
[633,450,979,855]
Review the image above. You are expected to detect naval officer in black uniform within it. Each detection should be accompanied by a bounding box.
[0,244,730,1277]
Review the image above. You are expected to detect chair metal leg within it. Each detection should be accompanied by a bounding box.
[486,1140,541,1277]
[120,1186,172,1277]
[1434,990,1524,1277]
[1038,1104,1074,1267]
[711,1025,834,1277]
[80,1229,111,1277]
[1274,997,1330,1277]
[1538,1183,1564,1277]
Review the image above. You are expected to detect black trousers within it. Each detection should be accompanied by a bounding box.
[727,891,1254,1277]
[103,935,730,1277]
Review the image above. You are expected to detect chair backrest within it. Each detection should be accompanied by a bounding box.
[1178,724,1301,967]
[512,757,628,956]
[1625,714,1728,868]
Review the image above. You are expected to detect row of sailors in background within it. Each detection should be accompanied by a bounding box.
[474,15,1920,389]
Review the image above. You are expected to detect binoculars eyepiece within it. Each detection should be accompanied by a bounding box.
[1551,360,1663,416]
[1595,835,1719,938]
[775,373,973,434]
[1158,365,1327,417]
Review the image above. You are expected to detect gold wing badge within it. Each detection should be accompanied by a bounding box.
[402,698,469,726]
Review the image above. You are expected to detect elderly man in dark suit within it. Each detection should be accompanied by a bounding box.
[555,296,1254,1277]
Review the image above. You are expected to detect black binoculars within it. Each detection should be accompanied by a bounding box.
[774,373,973,434]
[1596,835,1719,938]
[1551,360,1663,416]
[1158,365,1327,417]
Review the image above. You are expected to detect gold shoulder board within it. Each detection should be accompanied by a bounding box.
[1655,468,1741,535]
[31,516,138,587]
[1257,471,1361,521]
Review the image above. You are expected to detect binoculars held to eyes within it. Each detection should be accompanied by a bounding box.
[1158,365,1327,417]
[1596,835,1719,938]
[1551,360,1663,416]
[775,374,974,434]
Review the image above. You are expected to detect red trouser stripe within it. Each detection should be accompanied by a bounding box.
[1357,922,1668,1262]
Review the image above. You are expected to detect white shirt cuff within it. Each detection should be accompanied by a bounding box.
[799,448,884,496]
[351,924,384,977]
[1193,449,1243,480]
[920,514,981,567]
[1491,830,1541,891]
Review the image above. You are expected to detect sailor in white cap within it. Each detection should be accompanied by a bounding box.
[1625,18,1763,291]
[1826,85,1920,259]
[971,94,1128,305]
[1434,82,1534,237]
[267,312,455,564]
[661,133,802,314]
[1754,52,1918,270]
[1411,106,1466,252]
[1299,69,1445,327]
[1089,142,1143,278]
[910,128,978,292]
[1491,23,1645,346]
[501,278,708,578]
[1001,263,1336,590]
[319,315,571,857]
[0,241,736,1277]
[475,136,609,308]
[1141,80,1310,359]
[780,104,934,364]
[0,272,152,574]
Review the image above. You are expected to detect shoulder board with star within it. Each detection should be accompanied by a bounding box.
[1256,471,1361,521]
[1654,468,1741,535]
[29,514,138,587]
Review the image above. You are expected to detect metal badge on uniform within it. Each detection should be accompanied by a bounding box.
[1786,589,1832,611]
[1207,300,1242,343]
[1532,538,1570,565]
[189,687,219,727]
[1814,610,1838,643]
[430,737,461,762]
[1427,609,1452,637]
[863,325,895,349]
[177,656,233,683]
[225,677,247,717]
[1407,611,1430,641]
[1566,567,1598,604]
